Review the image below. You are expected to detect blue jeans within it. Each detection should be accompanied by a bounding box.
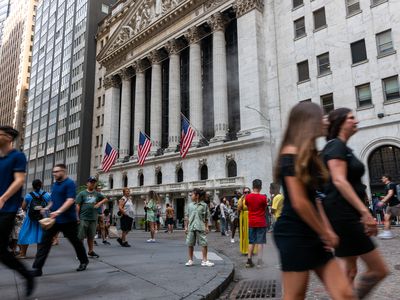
[220,217,226,235]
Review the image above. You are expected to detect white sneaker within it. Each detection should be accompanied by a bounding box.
[151,239,156,242]
[201,260,214,267]
[230,238,235,243]
[147,239,153,242]
[377,230,394,239]
[185,260,193,266]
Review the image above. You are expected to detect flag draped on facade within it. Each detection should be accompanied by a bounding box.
[137,131,151,166]
[102,142,118,172]
[180,116,195,158]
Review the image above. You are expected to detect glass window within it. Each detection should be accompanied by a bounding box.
[317,52,330,76]
[356,83,372,107]
[346,0,360,15]
[297,60,309,82]
[383,76,400,101]
[294,17,306,38]
[313,7,326,30]
[371,0,387,6]
[351,39,367,64]
[293,0,303,9]
[376,30,394,56]
[101,4,109,14]
[320,93,334,114]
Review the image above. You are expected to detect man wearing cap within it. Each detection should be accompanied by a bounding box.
[76,177,108,258]
[0,126,34,296]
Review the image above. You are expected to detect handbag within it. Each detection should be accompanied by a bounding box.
[117,197,129,216]
[39,217,55,230]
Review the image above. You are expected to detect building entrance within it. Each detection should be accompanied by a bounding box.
[175,198,185,229]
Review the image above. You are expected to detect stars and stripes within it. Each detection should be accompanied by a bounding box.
[102,143,118,173]
[180,116,195,158]
[137,131,151,166]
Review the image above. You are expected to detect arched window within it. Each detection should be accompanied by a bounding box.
[368,145,400,193]
[109,177,114,189]
[157,171,162,185]
[200,165,208,180]
[139,173,144,186]
[227,160,237,178]
[177,168,183,183]
[123,175,128,188]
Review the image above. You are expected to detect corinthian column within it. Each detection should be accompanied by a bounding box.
[208,13,228,143]
[133,60,146,154]
[185,26,203,145]
[119,68,133,157]
[103,76,121,153]
[148,50,163,153]
[165,39,182,152]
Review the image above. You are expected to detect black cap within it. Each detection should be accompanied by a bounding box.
[87,176,97,182]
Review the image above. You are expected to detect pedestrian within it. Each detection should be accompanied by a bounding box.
[273,102,355,299]
[76,176,108,258]
[117,188,135,247]
[165,203,175,233]
[156,201,162,233]
[238,187,251,254]
[103,209,111,239]
[322,107,388,298]
[94,185,110,245]
[210,202,220,232]
[377,175,400,239]
[230,196,239,243]
[31,163,89,276]
[184,188,214,267]
[219,197,228,236]
[17,179,51,258]
[244,179,268,268]
[10,207,25,256]
[0,126,34,296]
[270,183,284,222]
[145,190,158,242]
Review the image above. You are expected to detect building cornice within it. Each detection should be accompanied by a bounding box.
[233,0,264,18]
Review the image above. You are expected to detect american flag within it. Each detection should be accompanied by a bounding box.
[180,117,195,158]
[137,131,151,166]
[102,143,118,173]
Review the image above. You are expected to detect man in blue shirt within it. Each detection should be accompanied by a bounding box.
[0,126,34,297]
[31,163,89,276]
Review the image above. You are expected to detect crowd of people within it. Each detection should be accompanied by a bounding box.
[1,101,399,299]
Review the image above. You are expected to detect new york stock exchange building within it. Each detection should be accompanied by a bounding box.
[92,0,400,225]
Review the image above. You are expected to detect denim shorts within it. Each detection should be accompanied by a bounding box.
[248,227,267,244]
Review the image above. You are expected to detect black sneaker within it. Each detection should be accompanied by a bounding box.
[117,238,123,246]
[30,268,42,277]
[121,242,131,247]
[93,240,98,246]
[88,251,100,258]
[102,240,111,245]
[76,263,88,272]
[26,274,35,297]
[245,259,254,268]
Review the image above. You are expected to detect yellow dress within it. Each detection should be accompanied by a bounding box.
[239,196,256,255]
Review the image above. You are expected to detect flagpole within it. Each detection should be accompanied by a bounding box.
[180,112,209,143]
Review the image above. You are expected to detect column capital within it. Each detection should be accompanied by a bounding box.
[132,60,146,73]
[147,50,163,65]
[104,76,120,89]
[207,12,228,32]
[185,26,203,44]
[119,68,134,80]
[165,39,184,55]
[233,0,264,18]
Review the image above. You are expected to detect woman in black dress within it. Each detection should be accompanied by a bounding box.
[273,102,355,300]
[322,108,388,298]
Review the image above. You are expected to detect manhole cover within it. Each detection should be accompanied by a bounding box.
[230,279,281,299]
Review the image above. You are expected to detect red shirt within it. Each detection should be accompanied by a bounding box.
[245,193,267,228]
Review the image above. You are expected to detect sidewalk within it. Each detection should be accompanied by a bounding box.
[1,232,234,300]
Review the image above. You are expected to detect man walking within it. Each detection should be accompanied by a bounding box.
[31,164,89,276]
[165,203,175,233]
[76,176,108,257]
[377,175,400,239]
[0,126,34,296]
[245,179,268,268]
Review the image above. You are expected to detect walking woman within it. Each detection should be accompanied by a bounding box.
[322,108,388,298]
[117,188,135,247]
[238,187,251,254]
[273,102,355,300]
[145,190,158,242]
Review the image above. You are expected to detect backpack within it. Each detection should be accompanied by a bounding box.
[28,192,47,221]
[396,184,400,200]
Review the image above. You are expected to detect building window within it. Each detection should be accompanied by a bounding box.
[293,0,303,9]
[200,165,208,180]
[96,116,100,127]
[177,168,183,183]
[356,83,372,107]
[101,114,104,126]
[317,52,330,76]
[297,60,309,82]
[109,177,113,189]
[320,93,334,114]
[95,136,99,147]
[346,0,360,15]
[371,0,387,7]
[102,95,105,106]
[139,173,144,186]
[376,30,394,56]
[100,135,103,146]
[227,161,237,178]
[101,4,109,14]
[123,175,128,188]
[157,171,162,184]
[382,76,400,101]
[300,99,312,103]
[313,7,326,30]
[98,77,102,88]
[294,17,306,39]
[351,39,367,64]
[97,97,101,108]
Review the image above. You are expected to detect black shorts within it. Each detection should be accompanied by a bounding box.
[273,234,333,272]
[120,215,133,232]
[166,217,174,225]
[331,220,376,257]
